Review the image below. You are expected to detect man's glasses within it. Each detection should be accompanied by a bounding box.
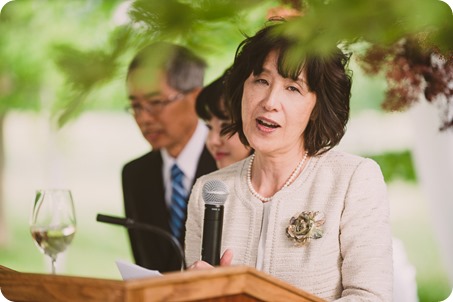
[126,93,184,116]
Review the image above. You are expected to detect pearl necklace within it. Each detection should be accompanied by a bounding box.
[247,151,308,202]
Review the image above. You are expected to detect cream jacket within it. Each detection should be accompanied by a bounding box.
[185,150,393,301]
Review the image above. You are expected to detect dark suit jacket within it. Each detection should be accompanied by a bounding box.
[122,146,216,272]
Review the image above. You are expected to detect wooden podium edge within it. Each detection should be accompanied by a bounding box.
[123,266,325,301]
[0,265,125,302]
[0,265,325,302]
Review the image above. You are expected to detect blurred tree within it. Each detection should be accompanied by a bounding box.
[0,0,43,246]
[368,150,417,183]
[0,0,124,246]
[49,0,453,130]
[0,0,274,247]
[52,0,281,125]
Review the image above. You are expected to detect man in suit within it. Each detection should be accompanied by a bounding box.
[122,42,217,272]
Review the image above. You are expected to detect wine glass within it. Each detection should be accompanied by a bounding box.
[29,189,76,274]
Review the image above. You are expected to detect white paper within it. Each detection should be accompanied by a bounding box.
[116,259,162,280]
[0,289,13,302]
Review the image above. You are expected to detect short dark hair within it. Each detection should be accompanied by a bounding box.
[195,72,229,121]
[223,24,352,156]
[127,42,206,93]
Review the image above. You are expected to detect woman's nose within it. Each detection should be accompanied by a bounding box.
[261,87,280,111]
[211,131,223,145]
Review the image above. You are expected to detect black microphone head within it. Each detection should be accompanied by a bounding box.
[202,180,229,206]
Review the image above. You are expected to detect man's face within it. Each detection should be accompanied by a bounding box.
[126,68,199,157]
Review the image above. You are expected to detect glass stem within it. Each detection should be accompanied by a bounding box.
[51,257,57,274]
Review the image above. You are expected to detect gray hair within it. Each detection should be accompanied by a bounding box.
[127,42,206,92]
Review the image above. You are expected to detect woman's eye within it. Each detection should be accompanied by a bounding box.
[288,86,301,93]
[255,78,268,85]
[205,123,213,130]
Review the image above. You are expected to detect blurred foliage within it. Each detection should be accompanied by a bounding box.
[50,0,282,127]
[0,1,44,113]
[348,58,387,114]
[0,0,125,122]
[367,150,417,183]
[51,25,140,125]
[0,0,452,128]
[55,0,453,127]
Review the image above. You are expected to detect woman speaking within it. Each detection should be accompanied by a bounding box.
[185,22,392,301]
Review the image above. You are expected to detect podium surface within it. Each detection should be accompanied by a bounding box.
[0,265,325,301]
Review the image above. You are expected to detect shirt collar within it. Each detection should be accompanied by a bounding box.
[161,119,208,183]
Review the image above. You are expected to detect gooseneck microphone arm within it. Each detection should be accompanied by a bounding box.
[96,213,187,271]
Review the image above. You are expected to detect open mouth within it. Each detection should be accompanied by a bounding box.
[257,118,280,129]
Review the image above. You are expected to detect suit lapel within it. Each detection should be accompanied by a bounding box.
[138,152,169,230]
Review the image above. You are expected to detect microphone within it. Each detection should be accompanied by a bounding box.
[96,213,187,271]
[201,180,229,266]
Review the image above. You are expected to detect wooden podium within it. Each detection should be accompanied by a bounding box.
[0,265,325,302]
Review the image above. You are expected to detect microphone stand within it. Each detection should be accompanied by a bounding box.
[96,213,187,271]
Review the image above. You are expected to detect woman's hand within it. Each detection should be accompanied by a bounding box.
[188,249,234,270]
[219,248,234,266]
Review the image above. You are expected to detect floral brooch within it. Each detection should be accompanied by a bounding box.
[285,211,325,246]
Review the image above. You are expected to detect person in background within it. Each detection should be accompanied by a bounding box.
[185,23,393,300]
[195,71,252,169]
[122,42,217,273]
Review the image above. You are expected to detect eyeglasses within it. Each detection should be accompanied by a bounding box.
[125,93,184,116]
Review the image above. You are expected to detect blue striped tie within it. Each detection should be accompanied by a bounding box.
[170,164,187,240]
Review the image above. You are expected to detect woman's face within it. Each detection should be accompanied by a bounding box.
[206,116,250,169]
[241,50,317,156]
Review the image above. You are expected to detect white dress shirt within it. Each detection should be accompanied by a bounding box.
[161,120,208,208]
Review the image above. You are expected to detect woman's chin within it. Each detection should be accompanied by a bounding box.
[216,158,232,169]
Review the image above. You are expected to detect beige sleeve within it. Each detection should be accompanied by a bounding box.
[337,158,393,301]
[184,176,205,266]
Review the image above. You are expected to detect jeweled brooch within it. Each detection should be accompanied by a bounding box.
[286,211,325,246]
